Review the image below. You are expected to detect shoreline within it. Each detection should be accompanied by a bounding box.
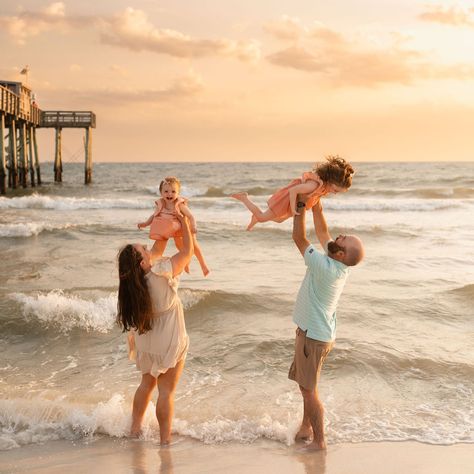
[2,437,473,474]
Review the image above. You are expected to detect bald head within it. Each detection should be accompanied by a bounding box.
[342,235,364,266]
[328,234,365,266]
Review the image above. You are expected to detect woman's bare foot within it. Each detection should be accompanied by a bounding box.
[295,425,313,442]
[300,441,327,452]
[129,428,142,438]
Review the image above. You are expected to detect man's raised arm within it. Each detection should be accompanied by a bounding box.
[292,199,311,257]
[312,200,332,250]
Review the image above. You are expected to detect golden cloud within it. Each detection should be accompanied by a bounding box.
[0,3,260,62]
[418,5,474,26]
[266,17,474,87]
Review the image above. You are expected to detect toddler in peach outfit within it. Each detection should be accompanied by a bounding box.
[232,156,354,230]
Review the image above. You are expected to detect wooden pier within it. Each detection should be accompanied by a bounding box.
[0,81,96,195]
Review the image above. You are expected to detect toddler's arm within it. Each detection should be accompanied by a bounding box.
[289,181,321,216]
[178,203,197,233]
[137,213,154,229]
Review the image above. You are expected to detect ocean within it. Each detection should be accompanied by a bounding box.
[0,161,473,451]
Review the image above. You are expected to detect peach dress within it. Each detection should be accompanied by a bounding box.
[128,257,189,377]
[149,197,187,241]
[267,172,324,221]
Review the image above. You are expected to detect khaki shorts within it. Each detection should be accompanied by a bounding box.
[288,327,334,391]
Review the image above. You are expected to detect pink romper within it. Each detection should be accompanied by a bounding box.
[267,172,325,221]
[149,197,187,241]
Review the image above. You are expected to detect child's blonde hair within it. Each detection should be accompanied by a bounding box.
[159,176,181,192]
[315,156,354,189]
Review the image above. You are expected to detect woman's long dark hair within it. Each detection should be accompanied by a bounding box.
[117,244,153,334]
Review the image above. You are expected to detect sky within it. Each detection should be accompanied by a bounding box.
[1,0,474,162]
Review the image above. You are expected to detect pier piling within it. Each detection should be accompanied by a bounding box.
[0,113,5,194]
[1,81,96,192]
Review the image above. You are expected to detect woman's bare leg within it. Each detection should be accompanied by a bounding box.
[151,240,168,262]
[173,237,190,273]
[192,236,209,276]
[231,192,276,230]
[131,373,157,437]
[156,359,185,445]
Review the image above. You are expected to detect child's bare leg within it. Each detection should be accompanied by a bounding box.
[151,240,168,262]
[231,192,276,230]
[174,237,190,273]
[192,236,210,277]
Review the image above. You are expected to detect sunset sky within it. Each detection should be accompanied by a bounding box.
[1,0,474,162]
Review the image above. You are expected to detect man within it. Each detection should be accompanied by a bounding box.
[289,196,364,450]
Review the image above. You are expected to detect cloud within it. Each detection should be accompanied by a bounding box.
[0,3,260,62]
[263,15,307,40]
[62,70,204,106]
[266,16,474,87]
[0,2,95,44]
[418,5,474,27]
[99,8,260,62]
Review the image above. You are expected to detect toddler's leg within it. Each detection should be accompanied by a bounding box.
[231,192,276,230]
[192,236,210,277]
[151,240,168,262]
[174,237,190,273]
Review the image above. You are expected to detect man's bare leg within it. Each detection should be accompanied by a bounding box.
[231,192,276,230]
[295,393,314,442]
[299,385,327,450]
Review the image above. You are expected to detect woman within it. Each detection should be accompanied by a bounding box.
[117,214,193,445]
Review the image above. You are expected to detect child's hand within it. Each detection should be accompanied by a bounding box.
[191,224,197,233]
[137,223,144,229]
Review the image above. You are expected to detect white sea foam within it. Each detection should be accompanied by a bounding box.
[0,194,150,211]
[1,393,472,451]
[11,289,209,333]
[145,184,203,198]
[11,291,117,333]
[0,222,77,238]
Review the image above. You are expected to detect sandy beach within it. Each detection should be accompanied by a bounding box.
[2,438,473,474]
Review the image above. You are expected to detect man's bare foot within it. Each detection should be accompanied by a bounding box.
[231,192,248,202]
[246,215,258,231]
[295,425,313,442]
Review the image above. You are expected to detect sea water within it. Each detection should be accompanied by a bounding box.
[0,161,473,450]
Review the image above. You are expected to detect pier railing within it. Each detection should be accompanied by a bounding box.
[40,111,96,128]
[0,84,41,125]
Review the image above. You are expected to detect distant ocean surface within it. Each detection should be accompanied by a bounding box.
[1,161,473,450]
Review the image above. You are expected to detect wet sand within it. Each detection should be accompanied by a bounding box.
[2,437,473,474]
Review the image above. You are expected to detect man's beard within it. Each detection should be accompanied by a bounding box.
[328,240,344,254]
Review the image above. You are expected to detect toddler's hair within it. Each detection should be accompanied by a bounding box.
[315,156,354,189]
[159,176,181,192]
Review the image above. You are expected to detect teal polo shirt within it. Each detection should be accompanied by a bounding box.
[292,244,349,342]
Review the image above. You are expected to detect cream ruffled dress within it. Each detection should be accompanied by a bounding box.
[128,257,189,377]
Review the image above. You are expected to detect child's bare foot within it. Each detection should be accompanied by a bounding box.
[246,215,258,231]
[201,265,210,277]
[185,264,190,274]
[231,192,248,202]
[295,425,313,442]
